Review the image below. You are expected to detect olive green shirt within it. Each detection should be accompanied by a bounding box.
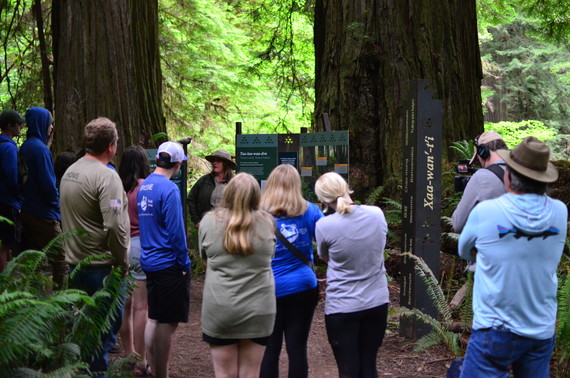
[199,211,276,339]
[60,157,130,270]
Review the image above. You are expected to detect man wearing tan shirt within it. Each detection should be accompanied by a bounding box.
[60,117,130,374]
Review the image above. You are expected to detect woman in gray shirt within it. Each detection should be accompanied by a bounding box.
[315,172,389,378]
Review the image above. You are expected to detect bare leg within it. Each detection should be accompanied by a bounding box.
[145,318,157,375]
[119,295,134,357]
[132,280,148,363]
[238,339,266,378]
[210,343,239,378]
[153,322,178,378]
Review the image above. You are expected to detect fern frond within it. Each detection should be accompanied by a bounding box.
[443,232,460,242]
[413,332,441,353]
[449,140,474,160]
[42,228,88,262]
[401,252,452,322]
[68,267,130,359]
[441,216,453,228]
[396,307,461,357]
[366,186,385,205]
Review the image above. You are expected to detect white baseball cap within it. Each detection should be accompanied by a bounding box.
[156,141,188,163]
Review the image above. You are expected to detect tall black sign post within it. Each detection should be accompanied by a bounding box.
[400,79,442,338]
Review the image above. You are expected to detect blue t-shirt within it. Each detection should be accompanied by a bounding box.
[273,202,323,297]
[138,173,190,272]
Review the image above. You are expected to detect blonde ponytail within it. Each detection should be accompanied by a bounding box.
[314,172,354,215]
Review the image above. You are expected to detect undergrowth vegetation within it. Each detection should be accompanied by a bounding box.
[0,227,133,376]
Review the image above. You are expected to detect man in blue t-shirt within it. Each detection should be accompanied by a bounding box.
[0,109,24,271]
[138,141,190,378]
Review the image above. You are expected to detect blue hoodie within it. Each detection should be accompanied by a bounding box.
[459,193,567,339]
[0,134,22,209]
[19,107,60,220]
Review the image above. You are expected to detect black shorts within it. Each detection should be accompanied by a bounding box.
[202,333,270,346]
[145,265,190,323]
[0,202,20,245]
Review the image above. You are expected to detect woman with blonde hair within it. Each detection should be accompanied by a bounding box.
[314,172,389,378]
[259,164,323,378]
[199,172,276,377]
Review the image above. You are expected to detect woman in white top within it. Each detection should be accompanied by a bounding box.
[314,172,389,378]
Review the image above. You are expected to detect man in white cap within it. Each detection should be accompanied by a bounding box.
[452,131,508,233]
[458,137,567,377]
[138,141,191,378]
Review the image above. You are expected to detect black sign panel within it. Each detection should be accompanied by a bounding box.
[400,80,442,338]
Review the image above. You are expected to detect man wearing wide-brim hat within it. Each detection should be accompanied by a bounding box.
[458,137,567,377]
[188,149,236,229]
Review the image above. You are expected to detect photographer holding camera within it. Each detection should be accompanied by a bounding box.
[452,131,508,233]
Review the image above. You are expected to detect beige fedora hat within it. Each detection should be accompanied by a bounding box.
[496,137,558,183]
[205,149,237,170]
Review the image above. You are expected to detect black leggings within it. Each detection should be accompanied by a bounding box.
[325,303,389,378]
[260,287,318,378]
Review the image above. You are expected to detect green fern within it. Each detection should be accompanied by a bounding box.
[0,245,132,376]
[394,252,463,357]
[554,263,570,376]
[449,140,474,160]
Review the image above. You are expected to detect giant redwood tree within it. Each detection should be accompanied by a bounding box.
[314,1,483,196]
[51,0,165,154]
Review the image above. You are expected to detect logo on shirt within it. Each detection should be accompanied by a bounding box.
[280,224,299,243]
[140,196,148,211]
[497,225,560,240]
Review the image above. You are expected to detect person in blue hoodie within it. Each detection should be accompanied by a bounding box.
[459,137,567,378]
[0,109,25,271]
[19,107,65,287]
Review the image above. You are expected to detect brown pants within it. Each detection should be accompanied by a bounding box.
[20,210,66,289]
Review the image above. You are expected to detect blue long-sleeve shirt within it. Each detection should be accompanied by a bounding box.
[138,173,190,272]
[0,134,22,209]
[459,193,567,339]
[19,107,59,220]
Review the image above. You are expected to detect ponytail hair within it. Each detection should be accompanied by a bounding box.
[314,172,354,215]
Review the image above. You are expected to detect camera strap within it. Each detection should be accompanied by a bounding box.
[485,163,506,183]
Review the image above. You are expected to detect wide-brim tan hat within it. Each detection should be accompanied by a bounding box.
[496,137,558,183]
[205,149,237,170]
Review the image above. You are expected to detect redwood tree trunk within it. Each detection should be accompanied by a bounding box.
[51,0,165,156]
[314,0,483,197]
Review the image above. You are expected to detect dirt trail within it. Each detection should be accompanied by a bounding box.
[162,277,451,378]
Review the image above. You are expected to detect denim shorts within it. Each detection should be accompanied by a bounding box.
[128,236,146,280]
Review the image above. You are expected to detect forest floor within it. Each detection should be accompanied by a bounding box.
[116,275,454,378]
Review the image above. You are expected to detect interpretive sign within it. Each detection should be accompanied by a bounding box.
[235,127,349,201]
[299,131,349,202]
[236,134,278,180]
[278,134,300,168]
[400,80,442,338]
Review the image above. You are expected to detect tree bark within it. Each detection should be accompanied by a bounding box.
[51,0,165,157]
[33,0,53,113]
[314,0,483,197]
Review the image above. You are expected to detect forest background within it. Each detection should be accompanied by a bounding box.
[1,1,570,376]
[1,0,569,196]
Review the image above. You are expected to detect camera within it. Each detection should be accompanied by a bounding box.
[454,159,478,192]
